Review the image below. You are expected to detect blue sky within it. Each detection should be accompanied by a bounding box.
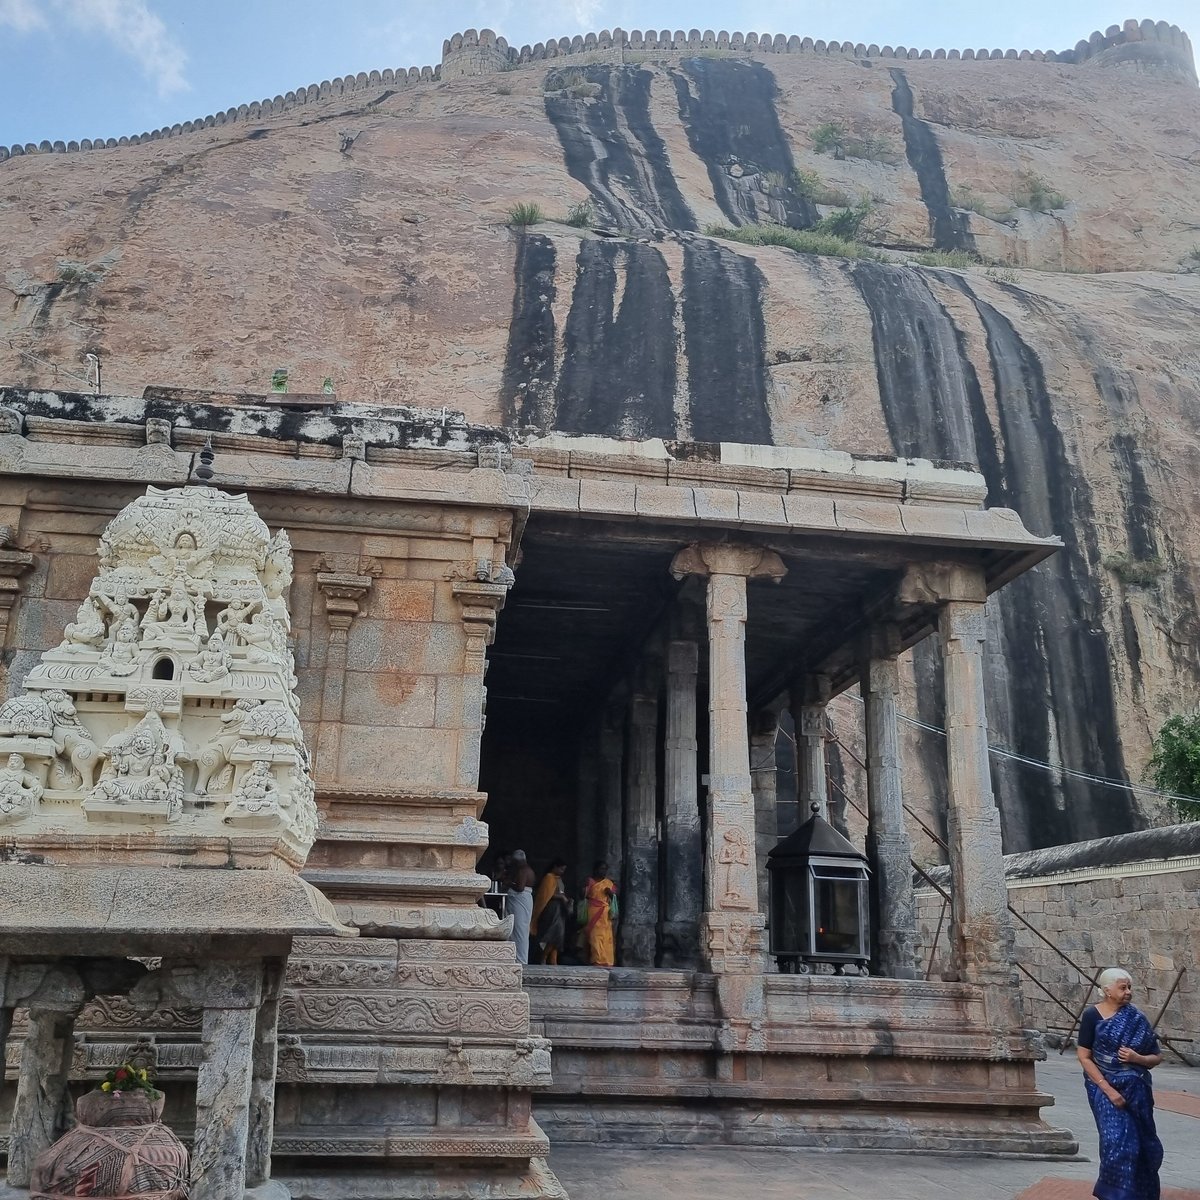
[1,1,1196,145]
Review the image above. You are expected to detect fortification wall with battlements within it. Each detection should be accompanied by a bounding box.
[0,17,1192,167]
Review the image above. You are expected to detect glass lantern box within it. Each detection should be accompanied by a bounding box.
[767,803,871,975]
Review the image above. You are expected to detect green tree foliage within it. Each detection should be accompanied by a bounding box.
[1148,713,1200,821]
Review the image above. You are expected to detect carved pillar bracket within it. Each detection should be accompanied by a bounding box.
[669,542,784,1037]
[862,629,918,980]
[316,572,374,643]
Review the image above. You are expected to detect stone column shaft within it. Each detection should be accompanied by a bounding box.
[6,1008,76,1186]
[619,692,659,967]
[575,740,600,892]
[863,652,918,979]
[940,597,1020,1024]
[662,639,701,967]
[597,720,624,879]
[792,680,830,821]
[191,964,262,1200]
[750,714,779,919]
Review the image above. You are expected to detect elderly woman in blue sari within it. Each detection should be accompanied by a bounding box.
[1076,967,1164,1200]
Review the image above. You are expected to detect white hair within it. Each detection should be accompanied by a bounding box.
[1097,967,1132,995]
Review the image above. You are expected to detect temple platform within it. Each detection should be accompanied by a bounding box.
[524,967,1078,1156]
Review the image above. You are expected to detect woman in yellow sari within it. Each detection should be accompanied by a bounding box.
[584,860,617,968]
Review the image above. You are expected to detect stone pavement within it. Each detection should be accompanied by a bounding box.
[548,1056,1200,1200]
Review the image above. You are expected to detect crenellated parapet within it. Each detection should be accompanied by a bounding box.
[442,16,1195,84]
[3,16,1192,166]
[0,63,443,164]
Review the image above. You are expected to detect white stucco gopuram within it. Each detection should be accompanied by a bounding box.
[0,484,318,864]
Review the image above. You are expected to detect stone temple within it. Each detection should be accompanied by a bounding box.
[1,14,1198,1200]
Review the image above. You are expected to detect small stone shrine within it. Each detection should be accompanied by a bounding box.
[0,481,350,1200]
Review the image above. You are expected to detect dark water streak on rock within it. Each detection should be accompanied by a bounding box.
[499,233,557,429]
[889,70,974,253]
[953,277,1139,843]
[682,240,773,445]
[672,59,816,229]
[544,65,695,232]
[555,239,677,438]
[852,260,1135,847]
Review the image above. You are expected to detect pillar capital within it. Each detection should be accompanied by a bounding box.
[670,541,787,583]
[899,562,987,607]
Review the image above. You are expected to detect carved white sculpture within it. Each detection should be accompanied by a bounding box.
[0,485,317,860]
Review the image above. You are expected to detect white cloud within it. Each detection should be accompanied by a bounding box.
[0,0,46,31]
[0,0,188,96]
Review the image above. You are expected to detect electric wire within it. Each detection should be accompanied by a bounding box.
[842,692,1197,807]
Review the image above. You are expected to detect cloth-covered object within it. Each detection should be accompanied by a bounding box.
[1081,1003,1163,1200]
[31,1090,189,1199]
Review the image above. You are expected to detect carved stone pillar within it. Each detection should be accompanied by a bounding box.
[191,961,263,1200]
[662,639,701,967]
[792,675,830,822]
[597,711,624,881]
[941,599,1018,990]
[314,560,377,780]
[619,689,659,967]
[6,1006,78,1186]
[750,711,780,920]
[245,959,285,1188]
[914,563,1021,1029]
[670,543,785,1047]
[862,633,918,980]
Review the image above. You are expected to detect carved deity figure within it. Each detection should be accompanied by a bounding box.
[235,607,284,665]
[187,629,232,683]
[98,614,140,677]
[148,529,214,583]
[97,587,139,642]
[718,825,752,909]
[87,712,181,817]
[225,759,281,823]
[61,595,108,649]
[142,576,205,645]
[214,597,259,641]
[0,753,42,820]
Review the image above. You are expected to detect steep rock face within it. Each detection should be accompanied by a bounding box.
[1,42,1199,850]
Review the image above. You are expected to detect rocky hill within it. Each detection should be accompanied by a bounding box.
[1,18,1199,852]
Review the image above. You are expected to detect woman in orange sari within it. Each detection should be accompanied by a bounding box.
[584,860,617,967]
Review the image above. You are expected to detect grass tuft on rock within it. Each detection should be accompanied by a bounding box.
[704,222,886,262]
[507,202,544,227]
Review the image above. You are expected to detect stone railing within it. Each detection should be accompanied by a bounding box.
[4,16,1192,165]
[441,17,1194,80]
[0,63,442,163]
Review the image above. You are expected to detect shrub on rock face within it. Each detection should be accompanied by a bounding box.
[1148,714,1200,822]
[1013,169,1067,213]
